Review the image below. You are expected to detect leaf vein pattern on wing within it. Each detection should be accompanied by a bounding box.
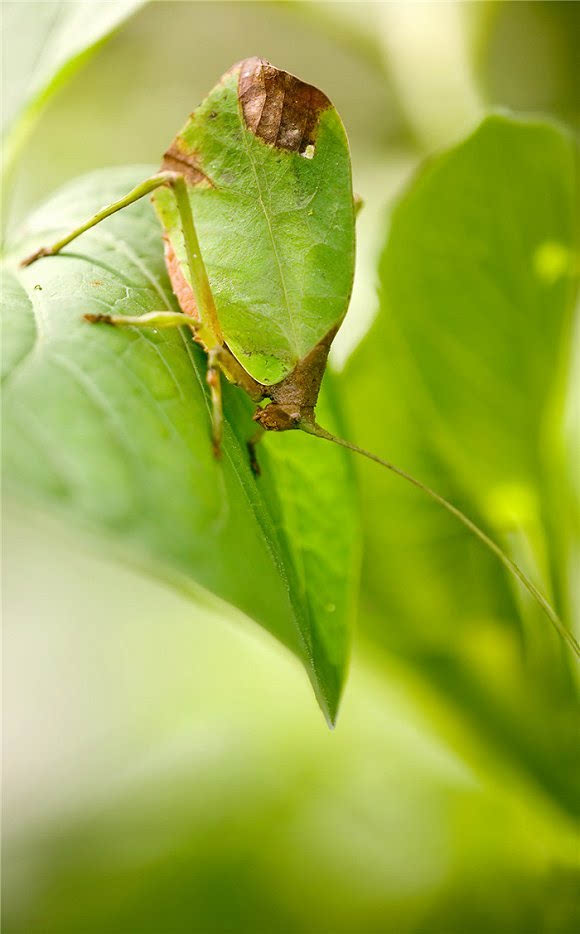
[237,123,300,356]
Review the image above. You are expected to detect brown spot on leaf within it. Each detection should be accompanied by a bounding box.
[161,140,214,188]
[238,57,331,153]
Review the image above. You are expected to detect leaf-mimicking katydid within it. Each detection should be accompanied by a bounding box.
[20,58,579,660]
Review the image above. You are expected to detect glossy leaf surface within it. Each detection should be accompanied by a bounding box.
[2,167,359,724]
[344,114,579,809]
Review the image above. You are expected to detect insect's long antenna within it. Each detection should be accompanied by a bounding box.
[300,421,580,660]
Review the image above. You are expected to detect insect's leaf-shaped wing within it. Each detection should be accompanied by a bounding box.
[153,58,355,386]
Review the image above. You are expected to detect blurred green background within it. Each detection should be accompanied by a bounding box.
[3,2,579,932]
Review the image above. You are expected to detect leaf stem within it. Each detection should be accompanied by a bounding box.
[301,421,580,660]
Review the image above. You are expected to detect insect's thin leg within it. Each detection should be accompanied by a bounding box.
[207,349,223,459]
[167,174,222,348]
[83,310,198,333]
[247,425,265,476]
[20,172,180,267]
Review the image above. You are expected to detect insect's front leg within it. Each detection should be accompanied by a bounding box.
[246,426,265,476]
[20,173,180,267]
[211,347,268,470]
[209,346,267,466]
[206,349,223,459]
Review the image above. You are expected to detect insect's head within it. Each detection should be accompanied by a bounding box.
[253,403,303,433]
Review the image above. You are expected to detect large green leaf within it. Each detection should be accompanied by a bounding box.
[2,166,359,724]
[377,114,577,492]
[2,0,145,176]
[152,58,355,385]
[344,114,579,810]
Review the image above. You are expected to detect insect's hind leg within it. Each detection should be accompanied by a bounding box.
[20,172,181,267]
[207,349,224,459]
[247,425,265,476]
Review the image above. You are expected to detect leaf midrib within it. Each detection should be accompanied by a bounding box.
[237,118,301,363]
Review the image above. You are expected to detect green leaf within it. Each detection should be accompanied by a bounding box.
[152,58,355,385]
[2,166,359,725]
[2,0,145,176]
[344,114,579,809]
[380,114,577,494]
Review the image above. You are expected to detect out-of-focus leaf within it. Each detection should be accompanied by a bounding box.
[1,166,359,724]
[3,518,579,934]
[376,2,483,149]
[344,114,579,811]
[2,0,145,175]
[373,114,577,496]
[476,0,580,131]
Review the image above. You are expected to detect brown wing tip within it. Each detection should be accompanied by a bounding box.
[236,57,332,154]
